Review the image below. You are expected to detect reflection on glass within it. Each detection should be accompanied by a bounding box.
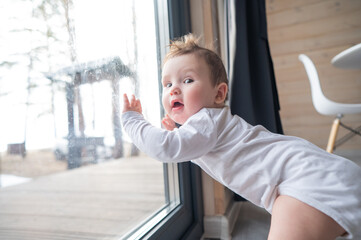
[0,0,175,238]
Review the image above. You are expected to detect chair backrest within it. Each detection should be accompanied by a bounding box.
[298,54,333,115]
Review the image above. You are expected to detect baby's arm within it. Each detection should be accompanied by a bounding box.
[122,109,217,163]
[123,94,142,114]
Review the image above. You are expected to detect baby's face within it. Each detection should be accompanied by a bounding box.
[161,54,219,125]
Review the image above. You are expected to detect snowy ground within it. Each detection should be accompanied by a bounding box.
[0,174,31,188]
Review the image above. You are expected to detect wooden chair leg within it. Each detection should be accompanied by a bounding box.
[326,118,340,153]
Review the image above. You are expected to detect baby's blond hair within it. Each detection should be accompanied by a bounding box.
[164,34,228,88]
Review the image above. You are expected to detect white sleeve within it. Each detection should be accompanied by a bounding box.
[121,110,217,163]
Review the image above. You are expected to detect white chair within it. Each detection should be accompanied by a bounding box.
[298,54,361,153]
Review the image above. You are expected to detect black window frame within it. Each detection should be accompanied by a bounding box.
[140,0,204,239]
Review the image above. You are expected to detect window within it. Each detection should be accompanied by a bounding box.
[0,0,202,239]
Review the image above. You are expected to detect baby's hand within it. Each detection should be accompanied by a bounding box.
[162,114,177,131]
[123,94,142,114]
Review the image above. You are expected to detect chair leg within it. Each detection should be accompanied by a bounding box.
[326,118,340,153]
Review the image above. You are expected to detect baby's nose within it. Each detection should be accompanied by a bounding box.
[170,87,180,96]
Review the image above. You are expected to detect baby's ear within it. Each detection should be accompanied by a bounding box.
[215,83,228,104]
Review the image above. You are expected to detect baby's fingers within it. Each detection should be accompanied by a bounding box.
[162,118,171,130]
[162,115,176,131]
[123,94,129,105]
[123,94,142,114]
[123,94,130,112]
[136,99,142,112]
[130,94,137,108]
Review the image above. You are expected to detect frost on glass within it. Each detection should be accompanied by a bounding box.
[0,0,160,170]
[48,57,136,168]
[0,0,165,238]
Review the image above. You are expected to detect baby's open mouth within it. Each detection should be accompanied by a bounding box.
[172,101,184,109]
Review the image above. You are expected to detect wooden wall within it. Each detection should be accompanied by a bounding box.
[266,0,361,150]
[190,0,233,217]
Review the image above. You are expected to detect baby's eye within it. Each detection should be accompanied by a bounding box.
[165,83,172,88]
[184,79,193,84]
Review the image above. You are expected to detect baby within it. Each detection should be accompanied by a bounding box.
[122,34,361,240]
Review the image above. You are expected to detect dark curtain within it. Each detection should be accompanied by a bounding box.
[229,0,283,200]
[230,0,283,134]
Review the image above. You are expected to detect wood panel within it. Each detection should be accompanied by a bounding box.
[192,0,233,216]
[267,0,361,150]
[268,0,361,30]
[266,0,322,14]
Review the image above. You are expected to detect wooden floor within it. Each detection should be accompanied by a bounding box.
[0,155,165,240]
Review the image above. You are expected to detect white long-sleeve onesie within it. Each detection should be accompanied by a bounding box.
[122,107,361,239]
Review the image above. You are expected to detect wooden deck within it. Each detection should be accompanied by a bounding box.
[0,156,165,240]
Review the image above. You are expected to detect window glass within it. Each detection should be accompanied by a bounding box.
[0,0,180,238]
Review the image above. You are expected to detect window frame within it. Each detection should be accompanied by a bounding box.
[149,0,204,238]
[123,0,204,239]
